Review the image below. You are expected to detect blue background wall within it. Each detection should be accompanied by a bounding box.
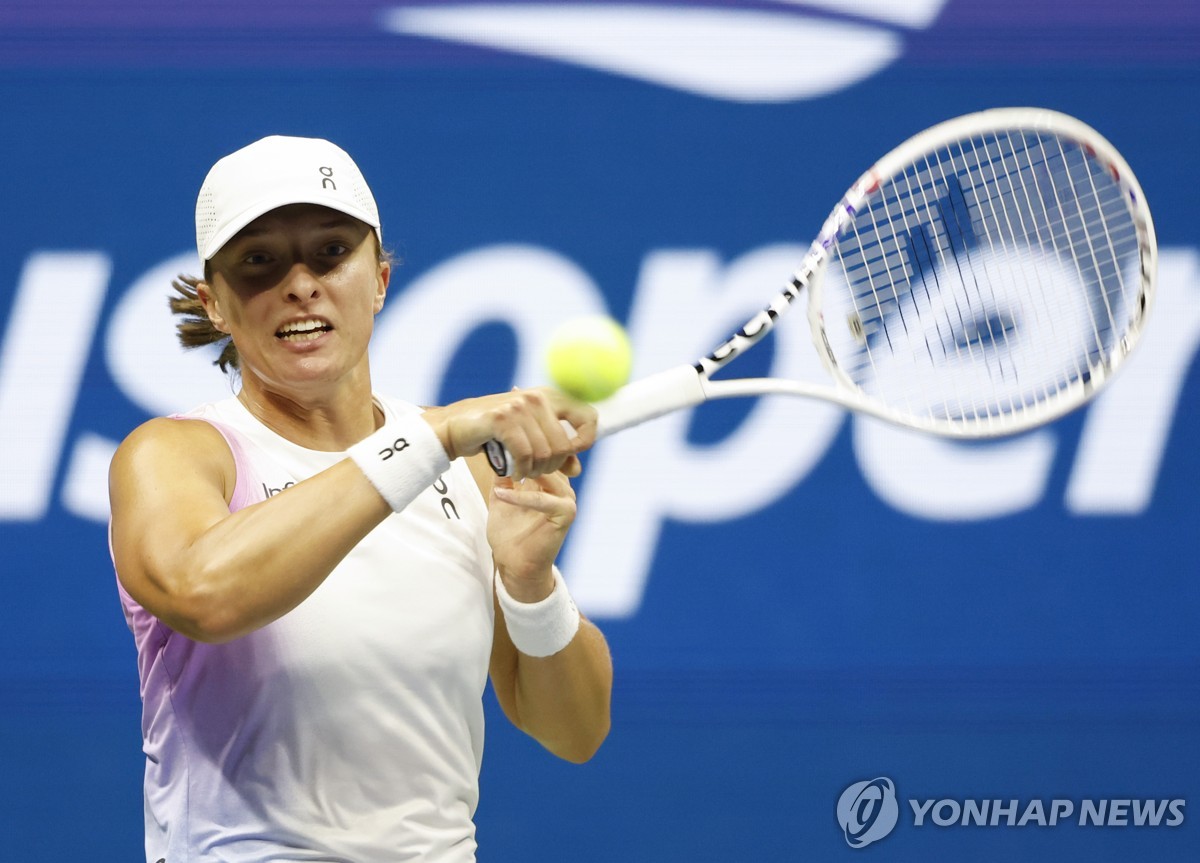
[1,1,1197,859]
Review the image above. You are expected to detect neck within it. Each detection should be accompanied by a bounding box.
[235,366,382,451]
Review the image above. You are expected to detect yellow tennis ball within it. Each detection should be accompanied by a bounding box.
[545,315,633,402]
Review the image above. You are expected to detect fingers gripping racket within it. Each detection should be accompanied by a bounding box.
[486,108,1156,476]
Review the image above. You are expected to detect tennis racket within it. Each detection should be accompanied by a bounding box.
[485,107,1156,476]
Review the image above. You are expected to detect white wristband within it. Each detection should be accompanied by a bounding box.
[494,566,581,658]
[347,414,450,512]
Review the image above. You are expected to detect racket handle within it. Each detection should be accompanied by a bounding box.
[484,364,706,476]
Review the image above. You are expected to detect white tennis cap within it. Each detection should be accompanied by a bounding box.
[195,135,382,261]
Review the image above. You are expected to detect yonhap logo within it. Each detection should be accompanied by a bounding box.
[837,777,900,848]
[836,775,1186,848]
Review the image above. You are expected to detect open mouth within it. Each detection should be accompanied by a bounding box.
[276,319,332,342]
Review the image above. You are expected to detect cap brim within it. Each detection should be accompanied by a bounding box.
[201,194,382,261]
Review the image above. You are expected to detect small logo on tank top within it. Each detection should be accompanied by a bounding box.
[262,480,296,498]
[434,474,459,519]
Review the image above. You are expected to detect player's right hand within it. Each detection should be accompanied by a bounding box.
[421,387,597,478]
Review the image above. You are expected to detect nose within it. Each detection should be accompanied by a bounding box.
[280,263,321,302]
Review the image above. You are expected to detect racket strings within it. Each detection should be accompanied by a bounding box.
[1030,134,1120,356]
[963,135,1043,418]
[911,144,1003,424]
[1059,135,1138,342]
[825,128,1142,428]
[984,132,1074,409]
[963,132,1065,418]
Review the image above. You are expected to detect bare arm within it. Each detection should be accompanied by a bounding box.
[110,388,598,644]
[109,418,392,642]
[469,456,614,763]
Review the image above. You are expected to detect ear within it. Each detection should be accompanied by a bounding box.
[197,281,232,334]
[373,259,391,315]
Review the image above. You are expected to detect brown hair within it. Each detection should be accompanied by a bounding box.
[169,240,396,374]
[170,270,240,372]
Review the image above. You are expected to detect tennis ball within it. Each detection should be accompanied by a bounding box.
[545,315,633,402]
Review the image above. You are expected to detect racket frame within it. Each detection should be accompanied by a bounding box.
[604,108,1157,440]
[487,108,1158,473]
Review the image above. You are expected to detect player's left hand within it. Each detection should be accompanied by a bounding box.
[487,470,577,602]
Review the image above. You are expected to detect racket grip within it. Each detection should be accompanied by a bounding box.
[484,364,706,476]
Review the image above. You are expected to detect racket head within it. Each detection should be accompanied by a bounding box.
[803,107,1156,437]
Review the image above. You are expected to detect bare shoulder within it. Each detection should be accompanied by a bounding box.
[109,417,244,630]
[110,416,236,505]
[112,416,231,472]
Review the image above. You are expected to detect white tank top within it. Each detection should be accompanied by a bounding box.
[115,395,495,863]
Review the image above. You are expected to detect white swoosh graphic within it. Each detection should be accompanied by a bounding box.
[382,4,907,103]
[763,0,946,29]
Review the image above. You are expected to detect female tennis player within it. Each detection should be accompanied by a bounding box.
[108,135,612,862]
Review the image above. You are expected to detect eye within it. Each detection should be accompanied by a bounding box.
[241,251,275,266]
[321,242,351,257]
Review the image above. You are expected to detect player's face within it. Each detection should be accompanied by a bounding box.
[202,204,389,396]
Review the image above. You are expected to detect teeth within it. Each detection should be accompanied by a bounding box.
[280,330,324,342]
[277,319,331,341]
[279,319,326,334]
